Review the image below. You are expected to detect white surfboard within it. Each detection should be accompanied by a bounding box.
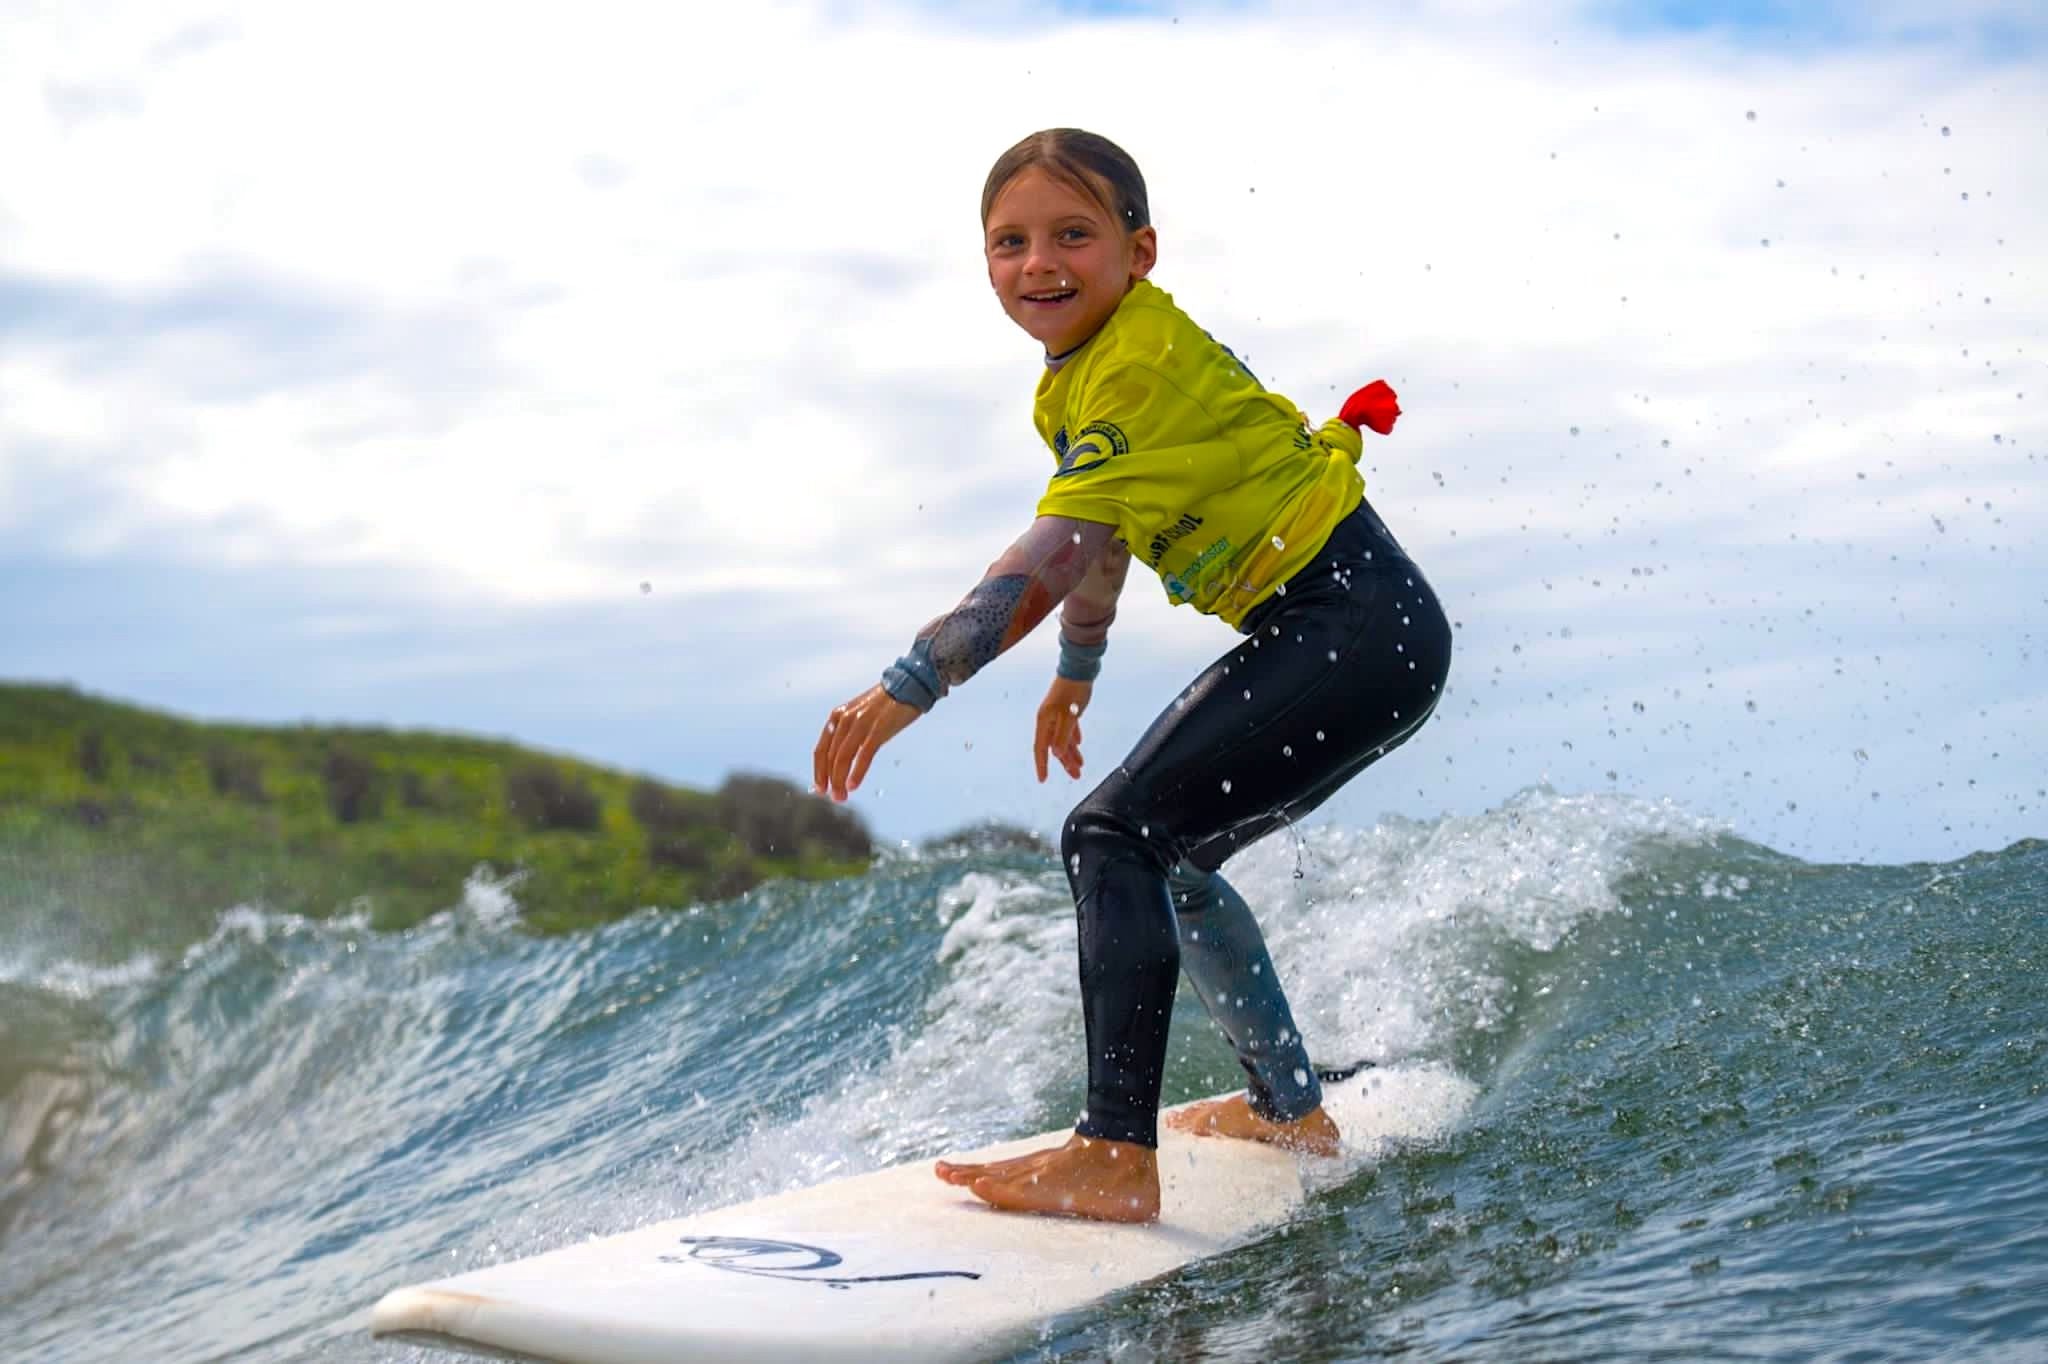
[369,1064,1473,1363]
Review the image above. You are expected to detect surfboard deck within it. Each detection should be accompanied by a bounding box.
[369,1065,1469,1363]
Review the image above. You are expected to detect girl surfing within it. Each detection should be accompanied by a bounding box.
[812,129,1451,1223]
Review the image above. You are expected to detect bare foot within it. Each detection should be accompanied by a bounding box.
[1164,1095,1342,1156]
[934,1134,1160,1223]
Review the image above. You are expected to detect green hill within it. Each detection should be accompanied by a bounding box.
[0,683,872,941]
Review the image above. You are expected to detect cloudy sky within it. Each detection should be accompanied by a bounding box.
[2,0,2041,866]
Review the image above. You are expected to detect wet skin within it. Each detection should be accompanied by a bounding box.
[1164,1094,1342,1156]
[935,1101,1341,1222]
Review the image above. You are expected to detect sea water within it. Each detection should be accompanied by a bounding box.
[2,787,2042,1361]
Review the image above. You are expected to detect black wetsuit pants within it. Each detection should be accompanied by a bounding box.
[1063,497,1453,1148]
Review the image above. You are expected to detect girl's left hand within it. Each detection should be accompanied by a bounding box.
[813,685,920,802]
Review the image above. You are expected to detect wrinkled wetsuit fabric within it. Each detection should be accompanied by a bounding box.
[1065,496,1452,1148]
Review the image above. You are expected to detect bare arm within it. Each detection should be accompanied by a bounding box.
[881,515,1122,711]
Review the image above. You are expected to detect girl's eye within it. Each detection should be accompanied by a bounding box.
[993,234,1024,250]
[1059,227,1089,242]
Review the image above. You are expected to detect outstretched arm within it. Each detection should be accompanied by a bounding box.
[880,515,1122,711]
[813,514,1120,802]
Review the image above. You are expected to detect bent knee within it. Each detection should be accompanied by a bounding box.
[1061,792,1174,880]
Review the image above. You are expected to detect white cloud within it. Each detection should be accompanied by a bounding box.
[0,0,2041,858]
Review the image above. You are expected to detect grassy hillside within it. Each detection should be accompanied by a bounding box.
[0,683,872,938]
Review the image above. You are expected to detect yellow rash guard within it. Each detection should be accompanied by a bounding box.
[1033,278,1366,629]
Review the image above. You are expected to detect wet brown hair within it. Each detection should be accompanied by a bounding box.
[980,129,1151,233]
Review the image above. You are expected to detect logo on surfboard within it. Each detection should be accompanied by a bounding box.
[660,1235,981,1290]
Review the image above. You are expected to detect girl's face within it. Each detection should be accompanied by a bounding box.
[984,166,1156,356]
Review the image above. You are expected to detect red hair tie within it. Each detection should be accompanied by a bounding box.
[1338,380,1401,436]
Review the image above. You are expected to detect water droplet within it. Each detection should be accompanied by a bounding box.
[1746,110,1757,121]
[1242,689,1252,701]
[1316,730,1326,741]
[1632,700,1646,713]
[1293,1067,1310,1087]
[1221,779,1233,793]
[639,581,652,594]
[1941,125,1951,136]
[1271,535,1286,551]
[1327,649,1338,662]
[1282,745,1293,757]
[1745,700,1758,712]
[1570,425,1581,436]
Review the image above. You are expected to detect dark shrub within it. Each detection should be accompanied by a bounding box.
[324,748,382,824]
[505,763,602,832]
[629,779,710,835]
[795,796,874,860]
[77,731,109,782]
[716,773,871,861]
[207,745,268,802]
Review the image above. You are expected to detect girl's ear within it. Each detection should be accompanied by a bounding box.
[1127,225,1158,282]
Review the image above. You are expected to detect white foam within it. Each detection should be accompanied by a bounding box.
[665,789,1717,1216]
[457,864,527,928]
[1231,785,1725,1066]
[678,868,1082,1212]
[0,948,161,999]
[1306,1061,1483,1193]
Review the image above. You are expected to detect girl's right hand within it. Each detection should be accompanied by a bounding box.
[1034,677,1093,783]
[814,684,920,803]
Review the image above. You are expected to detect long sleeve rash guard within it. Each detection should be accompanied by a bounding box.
[882,277,1366,713]
[881,515,1125,713]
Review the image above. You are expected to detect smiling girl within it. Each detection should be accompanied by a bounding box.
[812,129,1450,1222]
